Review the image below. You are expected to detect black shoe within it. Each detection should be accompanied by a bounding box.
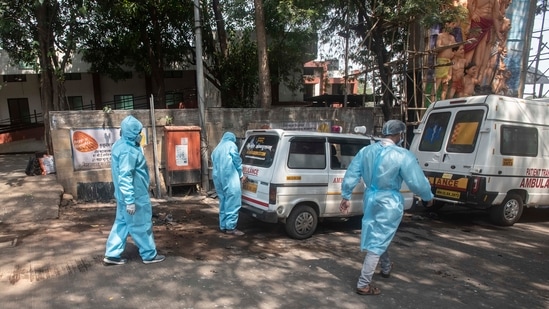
[143,254,166,264]
[224,229,245,236]
[103,257,128,265]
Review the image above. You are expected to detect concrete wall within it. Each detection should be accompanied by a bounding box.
[50,107,384,201]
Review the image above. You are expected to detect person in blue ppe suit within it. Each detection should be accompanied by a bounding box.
[340,120,433,295]
[103,115,165,265]
[211,132,247,236]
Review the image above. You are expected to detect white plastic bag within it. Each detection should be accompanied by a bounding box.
[39,155,56,175]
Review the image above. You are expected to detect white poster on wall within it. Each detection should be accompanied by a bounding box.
[175,137,189,166]
[70,128,147,171]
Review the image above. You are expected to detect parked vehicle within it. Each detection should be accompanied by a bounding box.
[239,129,414,239]
[409,95,549,226]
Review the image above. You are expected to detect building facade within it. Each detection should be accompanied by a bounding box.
[0,50,362,133]
[303,60,360,100]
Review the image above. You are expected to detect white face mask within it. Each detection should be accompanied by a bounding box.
[397,132,404,147]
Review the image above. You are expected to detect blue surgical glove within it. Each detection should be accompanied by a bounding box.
[126,204,136,215]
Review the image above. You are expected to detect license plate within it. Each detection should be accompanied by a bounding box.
[436,189,461,199]
[243,182,258,193]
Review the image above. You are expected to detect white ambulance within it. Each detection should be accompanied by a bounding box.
[409,95,549,226]
[239,129,415,239]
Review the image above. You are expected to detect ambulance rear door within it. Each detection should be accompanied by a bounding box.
[413,105,487,202]
[240,131,280,211]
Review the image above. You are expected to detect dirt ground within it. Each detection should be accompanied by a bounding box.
[2,193,549,308]
[52,196,360,262]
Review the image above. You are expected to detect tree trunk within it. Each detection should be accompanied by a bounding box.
[144,7,166,109]
[371,28,393,122]
[211,0,229,107]
[35,1,55,154]
[57,82,69,110]
[212,0,228,58]
[354,3,394,122]
[254,0,271,108]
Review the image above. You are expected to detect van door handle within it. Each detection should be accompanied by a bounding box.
[443,154,450,162]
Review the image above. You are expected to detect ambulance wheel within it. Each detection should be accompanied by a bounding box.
[490,193,523,226]
[285,204,318,240]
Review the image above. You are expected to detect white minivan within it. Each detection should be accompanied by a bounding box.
[239,129,415,239]
[409,95,549,226]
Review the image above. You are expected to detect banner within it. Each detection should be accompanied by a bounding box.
[70,128,147,171]
[504,0,536,97]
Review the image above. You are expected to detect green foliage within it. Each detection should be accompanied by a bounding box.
[102,105,112,113]
[0,0,88,70]
[419,2,469,27]
[219,32,259,108]
[202,0,320,107]
[1,0,468,111]
[0,0,321,108]
[81,0,194,80]
[0,1,42,69]
[0,0,89,113]
[312,0,463,119]
[162,115,173,125]
[263,0,319,85]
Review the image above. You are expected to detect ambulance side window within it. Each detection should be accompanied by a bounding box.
[419,112,451,152]
[500,126,538,157]
[288,138,326,169]
[328,138,371,169]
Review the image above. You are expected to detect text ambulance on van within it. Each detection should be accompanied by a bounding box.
[409,95,549,226]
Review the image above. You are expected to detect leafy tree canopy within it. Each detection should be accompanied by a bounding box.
[0,0,470,112]
[313,0,463,119]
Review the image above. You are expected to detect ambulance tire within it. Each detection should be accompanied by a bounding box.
[490,193,523,226]
[285,204,318,240]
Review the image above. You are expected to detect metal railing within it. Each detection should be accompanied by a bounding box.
[2,92,189,133]
[0,110,44,134]
[76,94,175,111]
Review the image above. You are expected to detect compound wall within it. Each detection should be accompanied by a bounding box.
[50,107,385,201]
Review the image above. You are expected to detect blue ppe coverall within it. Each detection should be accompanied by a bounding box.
[341,140,433,255]
[105,115,158,261]
[211,132,244,231]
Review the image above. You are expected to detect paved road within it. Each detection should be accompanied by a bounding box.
[1,196,548,309]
